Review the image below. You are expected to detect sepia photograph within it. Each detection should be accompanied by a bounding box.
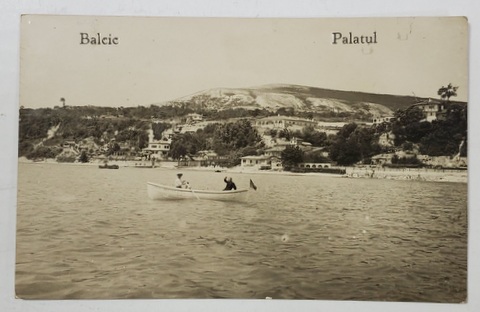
[15,15,468,303]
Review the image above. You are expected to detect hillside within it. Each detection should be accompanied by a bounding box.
[18,83,467,163]
[160,84,435,117]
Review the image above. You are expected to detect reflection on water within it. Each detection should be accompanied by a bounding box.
[16,163,467,302]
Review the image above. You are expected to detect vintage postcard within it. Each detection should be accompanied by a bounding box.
[17,15,468,302]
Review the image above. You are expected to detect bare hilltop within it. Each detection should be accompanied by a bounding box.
[157,84,434,116]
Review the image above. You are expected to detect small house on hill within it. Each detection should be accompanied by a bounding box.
[372,116,395,125]
[186,113,203,123]
[411,98,446,122]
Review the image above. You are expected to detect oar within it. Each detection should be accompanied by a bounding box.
[249,179,257,191]
[187,182,200,200]
[190,188,200,200]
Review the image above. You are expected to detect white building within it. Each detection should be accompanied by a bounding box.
[372,116,395,125]
[142,129,171,159]
[254,115,317,129]
[240,155,282,169]
[411,98,446,122]
[186,113,203,123]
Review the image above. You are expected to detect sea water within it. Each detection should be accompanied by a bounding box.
[15,163,467,302]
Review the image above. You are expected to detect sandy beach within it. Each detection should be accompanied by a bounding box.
[344,166,467,183]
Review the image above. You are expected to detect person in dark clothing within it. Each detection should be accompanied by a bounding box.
[223,177,237,191]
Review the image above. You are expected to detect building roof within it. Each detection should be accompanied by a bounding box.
[240,155,279,160]
[265,146,285,152]
[371,153,394,159]
[256,115,316,123]
[411,98,443,107]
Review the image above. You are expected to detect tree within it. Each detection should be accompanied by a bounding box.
[337,122,358,139]
[275,107,294,116]
[107,142,120,156]
[152,122,171,140]
[329,123,379,166]
[212,120,262,154]
[278,128,292,140]
[169,141,188,159]
[18,141,34,157]
[348,127,380,159]
[437,83,458,102]
[281,145,304,169]
[267,129,278,138]
[391,107,425,146]
[395,106,425,125]
[301,125,327,146]
[304,150,330,163]
[138,132,149,149]
[419,104,467,156]
[168,132,208,160]
[26,146,61,160]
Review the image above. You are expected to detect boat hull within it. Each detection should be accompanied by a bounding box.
[147,182,248,202]
[99,164,119,169]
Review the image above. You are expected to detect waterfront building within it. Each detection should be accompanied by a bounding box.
[240,155,282,170]
[142,129,171,159]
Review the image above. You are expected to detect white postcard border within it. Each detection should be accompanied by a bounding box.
[1,1,479,312]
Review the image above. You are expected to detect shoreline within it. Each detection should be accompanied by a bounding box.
[18,158,468,184]
[343,166,467,183]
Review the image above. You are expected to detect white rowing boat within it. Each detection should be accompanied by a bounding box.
[147,182,249,202]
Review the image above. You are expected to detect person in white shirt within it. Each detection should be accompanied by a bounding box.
[175,173,188,188]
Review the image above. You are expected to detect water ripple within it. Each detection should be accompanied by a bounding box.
[15,164,467,302]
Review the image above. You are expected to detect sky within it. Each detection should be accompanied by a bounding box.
[19,16,468,108]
